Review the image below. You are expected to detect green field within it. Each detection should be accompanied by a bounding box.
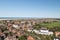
[33,21,60,31]
[40,22,60,28]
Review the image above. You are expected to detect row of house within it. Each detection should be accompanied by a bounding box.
[6,20,35,30]
[0,20,36,40]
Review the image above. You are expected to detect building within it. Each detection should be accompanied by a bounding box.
[54,31,60,40]
[12,24,19,29]
[55,32,60,37]
[32,27,53,35]
[39,27,53,35]
[27,36,35,40]
[54,37,60,40]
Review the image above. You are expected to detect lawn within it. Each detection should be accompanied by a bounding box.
[40,22,60,28]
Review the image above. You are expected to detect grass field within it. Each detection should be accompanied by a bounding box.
[40,22,60,28]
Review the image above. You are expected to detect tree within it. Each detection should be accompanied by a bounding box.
[19,35,27,40]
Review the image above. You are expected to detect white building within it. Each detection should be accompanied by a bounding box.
[54,38,60,40]
[32,29,53,35]
[39,29,53,35]
[40,29,49,33]
[54,39,59,40]
[12,24,19,29]
[27,27,53,35]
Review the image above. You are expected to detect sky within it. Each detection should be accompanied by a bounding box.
[0,0,60,18]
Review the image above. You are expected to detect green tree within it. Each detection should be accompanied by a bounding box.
[19,35,27,40]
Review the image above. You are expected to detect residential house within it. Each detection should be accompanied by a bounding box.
[12,24,19,29]
[27,36,35,40]
[55,32,60,37]
[54,31,60,40]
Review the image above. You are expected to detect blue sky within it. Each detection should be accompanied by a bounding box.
[0,0,60,18]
